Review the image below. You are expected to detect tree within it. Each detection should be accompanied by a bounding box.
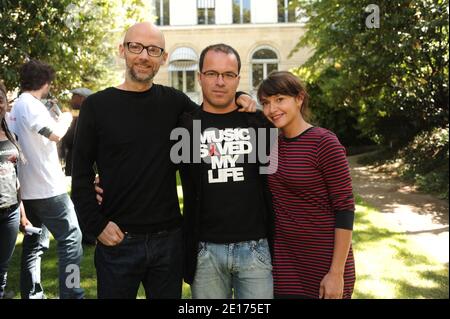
[0,0,152,96]
[291,0,449,147]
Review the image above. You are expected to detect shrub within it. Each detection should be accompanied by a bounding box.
[399,126,449,199]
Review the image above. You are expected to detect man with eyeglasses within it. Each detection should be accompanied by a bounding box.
[71,23,255,299]
[178,44,275,299]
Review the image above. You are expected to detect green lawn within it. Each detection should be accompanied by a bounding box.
[6,235,192,299]
[352,196,448,299]
[4,196,448,299]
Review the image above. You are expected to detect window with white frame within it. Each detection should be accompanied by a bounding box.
[197,0,215,25]
[155,0,170,26]
[171,70,196,92]
[233,0,251,24]
[277,0,297,23]
[251,47,279,89]
[169,47,198,94]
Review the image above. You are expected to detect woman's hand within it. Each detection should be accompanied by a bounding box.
[319,271,344,299]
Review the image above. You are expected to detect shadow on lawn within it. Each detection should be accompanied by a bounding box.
[394,264,449,299]
[352,204,449,299]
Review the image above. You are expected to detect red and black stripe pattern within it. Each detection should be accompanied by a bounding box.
[268,127,356,299]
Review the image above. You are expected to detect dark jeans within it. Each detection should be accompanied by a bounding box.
[20,193,84,299]
[20,224,50,299]
[0,206,20,299]
[95,227,183,299]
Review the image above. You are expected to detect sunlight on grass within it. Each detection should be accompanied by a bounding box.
[353,197,449,299]
[5,194,447,299]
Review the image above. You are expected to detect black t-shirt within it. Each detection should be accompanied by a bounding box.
[0,139,19,208]
[198,109,267,243]
[71,85,198,236]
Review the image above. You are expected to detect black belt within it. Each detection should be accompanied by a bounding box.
[0,203,20,215]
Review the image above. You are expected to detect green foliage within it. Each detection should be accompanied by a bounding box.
[398,126,449,198]
[1,0,109,92]
[296,67,373,147]
[357,126,449,198]
[0,0,152,95]
[292,0,449,148]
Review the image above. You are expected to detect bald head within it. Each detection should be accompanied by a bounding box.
[123,22,165,49]
[119,22,168,90]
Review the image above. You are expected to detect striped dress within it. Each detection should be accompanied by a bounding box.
[268,127,355,298]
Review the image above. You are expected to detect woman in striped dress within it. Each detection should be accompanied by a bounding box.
[257,71,355,299]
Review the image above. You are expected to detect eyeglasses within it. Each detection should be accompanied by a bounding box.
[125,42,165,57]
[201,71,239,82]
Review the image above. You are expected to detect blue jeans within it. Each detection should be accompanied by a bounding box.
[191,238,274,299]
[20,193,84,299]
[95,227,183,299]
[0,206,20,299]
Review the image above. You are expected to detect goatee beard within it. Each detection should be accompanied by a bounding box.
[128,67,155,84]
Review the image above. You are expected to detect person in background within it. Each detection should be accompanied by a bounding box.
[10,60,84,299]
[61,88,92,177]
[0,80,31,299]
[60,87,95,246]
[257,71,356,299]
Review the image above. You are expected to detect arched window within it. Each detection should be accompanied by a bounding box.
[250,47,279,90]
[169,47,198,95]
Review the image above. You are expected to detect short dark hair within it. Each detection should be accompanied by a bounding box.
[257,71,310,118]
[199,43,241,73]
[19,59,55,91]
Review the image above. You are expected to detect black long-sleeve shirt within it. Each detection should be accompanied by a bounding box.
[61,116,77,176]
[71,85,197,236]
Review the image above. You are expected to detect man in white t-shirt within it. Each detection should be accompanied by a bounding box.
[9,59,84,299]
